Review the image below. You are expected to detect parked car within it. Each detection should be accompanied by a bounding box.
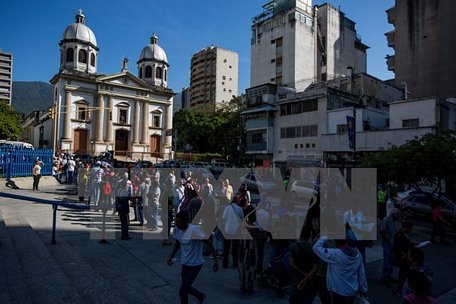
[239,172,278,193]
[400,193,456,219]
[288,179,319,201]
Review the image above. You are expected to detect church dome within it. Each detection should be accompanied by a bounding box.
[138,34,168,64]
[62,10,97,48]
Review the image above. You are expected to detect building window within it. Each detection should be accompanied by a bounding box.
[223,88,226,92]
[145,66,152,78]
[222,76,226,80]
[90,53,95,66]
[139,67,143,78]
[276,37,283,47]
[164,69,167,81]
[402,119,419,128]
[229,65,232,69]
[78,49,87,63]
[271,59,276,63]
[119,108,128,124]
[66,48,74,63]
[276,56,283,66]
[77,105,88,121]
[153,114,161,128]
[337,124,347,133]
[156,67,163,78]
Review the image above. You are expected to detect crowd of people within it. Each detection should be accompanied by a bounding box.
[39,157,445,304]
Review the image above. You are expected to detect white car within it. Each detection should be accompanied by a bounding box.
[289,179,319,201]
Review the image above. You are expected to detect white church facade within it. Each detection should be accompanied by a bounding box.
[48,10,174,161]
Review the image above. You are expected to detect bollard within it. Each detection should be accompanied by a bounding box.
[52,204,58,244]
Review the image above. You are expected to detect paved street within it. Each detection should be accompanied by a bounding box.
[1,177,456,304]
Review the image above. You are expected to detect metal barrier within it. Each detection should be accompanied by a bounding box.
[0,192,89,244]
[0,148,54,179]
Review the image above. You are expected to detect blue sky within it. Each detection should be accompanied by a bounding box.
[0,0,394,94]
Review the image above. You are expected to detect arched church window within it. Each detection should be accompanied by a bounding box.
[78,49,87,64]
[145,66,152,78]
[66,48,74,63]
[164,69,167,81]
[139,67,143,78]
[156,67,163,79]
[90,53,95,66]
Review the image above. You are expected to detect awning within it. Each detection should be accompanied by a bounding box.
[241,105,277,115]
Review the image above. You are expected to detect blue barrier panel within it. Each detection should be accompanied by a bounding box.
[0,148,54,178]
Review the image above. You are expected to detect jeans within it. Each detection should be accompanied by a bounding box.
[89,183,101,206]
[180,264,204,304]
[381,241,393,280]
[213,227,224,255]
[33,175,41,190]
[68,170,74,184]
[150,202,159,228]
[137,206,144,225]
[223,239,239,267]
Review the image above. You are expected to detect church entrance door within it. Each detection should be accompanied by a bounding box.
[74,129,88,155]
[115,129,129,156]
[150,135,161,158]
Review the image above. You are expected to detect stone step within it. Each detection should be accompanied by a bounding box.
[5,216,83,304]
[41,234,129,304]
[0,213,32,304]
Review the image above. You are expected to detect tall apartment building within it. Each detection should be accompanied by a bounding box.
[189,46,238,110]
[250,0,368,92]
[0,50,13,105]
[386,0,456,99]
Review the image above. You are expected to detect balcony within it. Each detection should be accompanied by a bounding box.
[321,127,436,152]
[245,118,274,130]
[386,30,395,48]
[386,55,395,72]
[246,142,267,152]
[386,6,396,25]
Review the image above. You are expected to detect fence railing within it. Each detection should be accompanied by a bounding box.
[0,192,89,244]
[0,148,54,179]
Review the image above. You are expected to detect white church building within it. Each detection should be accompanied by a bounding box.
[47,10,174,161]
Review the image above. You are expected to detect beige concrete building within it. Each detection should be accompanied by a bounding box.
[386,0,456,99]
[48,10,174,160]
[0,50,13,105]
[250,0,368,92]
[189,46,238,111]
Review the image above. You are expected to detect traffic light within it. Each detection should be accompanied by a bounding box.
[48,107,55,119]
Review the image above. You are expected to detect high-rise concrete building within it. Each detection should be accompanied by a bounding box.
[250,0,368,92]
[386,0,456,99]
[189,46,238,111]
[0,50,13,105]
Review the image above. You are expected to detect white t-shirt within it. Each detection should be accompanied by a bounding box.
[67,159,76,171]
[173,224,205,266]
[222,203,244,236]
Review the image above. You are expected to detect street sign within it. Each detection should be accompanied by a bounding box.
[346,115,356,150]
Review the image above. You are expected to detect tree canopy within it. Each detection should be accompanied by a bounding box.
[0,102,23,140]
[173,97,246,164]
[363,129,456,195]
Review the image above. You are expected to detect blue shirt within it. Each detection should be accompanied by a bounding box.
[173,224,205,266]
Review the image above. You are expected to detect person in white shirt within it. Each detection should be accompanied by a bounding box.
[168,210,218,304]
[67,157,76,184]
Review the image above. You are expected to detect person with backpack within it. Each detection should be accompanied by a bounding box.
[402,248,433,298]
[100,173,113,212]
[222,197,244,268]
[313,236,368,304]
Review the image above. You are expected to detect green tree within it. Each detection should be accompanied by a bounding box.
[363,129,456,195]
[0,102,23,140]
[172,96,247,164]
